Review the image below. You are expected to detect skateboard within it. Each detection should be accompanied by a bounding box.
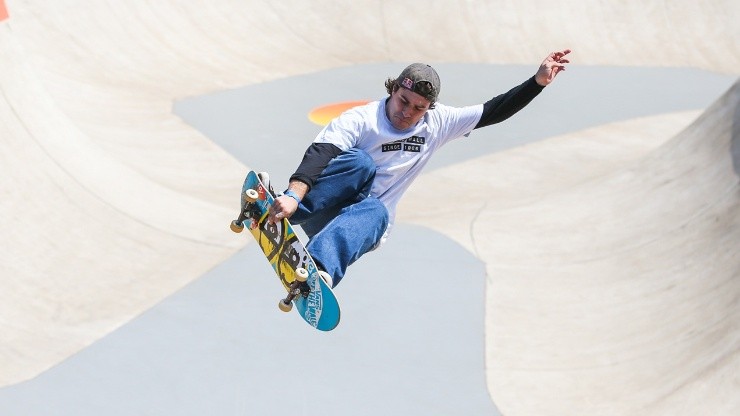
[230,170,340,331]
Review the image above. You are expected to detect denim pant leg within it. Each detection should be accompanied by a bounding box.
[306,197,389,287]
[289,148,386,286]
[291,148,376,239]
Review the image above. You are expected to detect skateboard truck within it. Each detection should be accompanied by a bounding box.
[278,267,309,312]
[230,189,260,233]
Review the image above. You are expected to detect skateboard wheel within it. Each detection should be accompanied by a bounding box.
[278,298,293,312]
[230,220,244,233]
[295,267,309,282]
[245,189,259,203]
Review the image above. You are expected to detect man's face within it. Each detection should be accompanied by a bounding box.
[385,86,431,130]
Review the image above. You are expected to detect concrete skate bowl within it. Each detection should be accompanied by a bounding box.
[1,1,738,415]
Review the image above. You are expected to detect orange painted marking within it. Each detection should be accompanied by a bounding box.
[308,100,371,126]
[0,0,8,22]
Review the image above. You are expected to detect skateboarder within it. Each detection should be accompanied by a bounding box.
[267,49,571,288]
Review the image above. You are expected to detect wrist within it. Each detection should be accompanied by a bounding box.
[283,189,302,204]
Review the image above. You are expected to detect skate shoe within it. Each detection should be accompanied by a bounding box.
[257,171,276,197]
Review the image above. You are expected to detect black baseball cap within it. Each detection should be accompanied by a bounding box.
[396,63,440,103]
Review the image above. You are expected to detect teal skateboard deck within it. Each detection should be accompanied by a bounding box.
[231,171,341,331]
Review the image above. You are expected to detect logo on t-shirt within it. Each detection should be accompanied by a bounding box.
[381,136,426,153]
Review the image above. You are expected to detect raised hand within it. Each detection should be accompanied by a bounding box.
[535,49,571,86]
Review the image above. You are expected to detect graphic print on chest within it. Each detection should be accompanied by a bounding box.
[381,136,426,153]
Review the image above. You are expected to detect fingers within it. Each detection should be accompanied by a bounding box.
[269,210,284,223]
[548,49,571,72]
[548,49,571,64]
[268,204,286,224]
[268,196,298,224]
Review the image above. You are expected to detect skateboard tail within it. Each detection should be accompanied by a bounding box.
[311,276,341,331]
[315,299,341,331]
[294,264,341,331]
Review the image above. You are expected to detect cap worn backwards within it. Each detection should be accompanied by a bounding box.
[396,63,440,103]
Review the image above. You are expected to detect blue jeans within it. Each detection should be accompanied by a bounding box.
[291,149,389,287]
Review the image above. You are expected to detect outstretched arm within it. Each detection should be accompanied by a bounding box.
[475,49,571,129]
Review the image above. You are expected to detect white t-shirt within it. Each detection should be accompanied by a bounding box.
[313,98,483,236]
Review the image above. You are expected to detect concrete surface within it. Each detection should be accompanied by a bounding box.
[1,1,738,415]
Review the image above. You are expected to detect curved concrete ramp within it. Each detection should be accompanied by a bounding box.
[400,81,740,414]
[1,0,738,415]
[0,2,246,386]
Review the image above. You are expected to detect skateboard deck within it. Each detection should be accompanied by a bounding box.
[230,171,340,331]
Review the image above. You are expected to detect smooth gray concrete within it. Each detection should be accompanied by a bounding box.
[0,225,493,416]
